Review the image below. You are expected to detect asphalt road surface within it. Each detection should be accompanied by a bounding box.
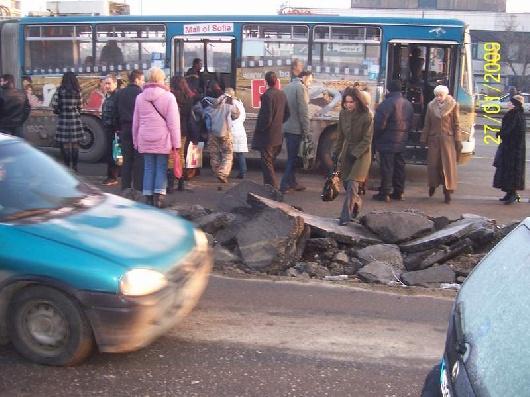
[0,276,454,396]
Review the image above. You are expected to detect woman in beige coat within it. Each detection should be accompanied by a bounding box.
[333,87,374,225]
[420,85,462,203]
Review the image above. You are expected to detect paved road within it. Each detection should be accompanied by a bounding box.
[0,276,454,397]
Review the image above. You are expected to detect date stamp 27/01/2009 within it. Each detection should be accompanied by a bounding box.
[481,42,502,145]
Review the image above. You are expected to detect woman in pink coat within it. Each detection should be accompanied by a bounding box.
[133,67,180,207]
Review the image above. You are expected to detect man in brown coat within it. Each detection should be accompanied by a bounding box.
[252,71,290,189]
[420,85,461,203]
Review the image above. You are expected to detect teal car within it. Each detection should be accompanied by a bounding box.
[0,133,212,366]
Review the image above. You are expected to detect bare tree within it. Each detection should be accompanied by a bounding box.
[501,15,530,89]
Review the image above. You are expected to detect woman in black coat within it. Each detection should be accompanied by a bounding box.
[493,94,526,204]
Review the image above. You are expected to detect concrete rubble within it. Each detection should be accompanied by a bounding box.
[167,181,512,289]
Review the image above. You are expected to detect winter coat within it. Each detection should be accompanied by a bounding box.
[421,96,460,191]
[201,94,240,138]
[373,92,414,153]
[252,87,290,149]
[132,83,181,154]
[101,90,119,131]
[283,78,309,136]
[116,83,142,133]
[0,87,31,133]
[51,88,84,144]
[334,109,373,182]
[231,99,248,153]
[493,106,526,191]
[172,90,197,140]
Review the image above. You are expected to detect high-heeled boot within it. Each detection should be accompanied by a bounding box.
[71,148,79,173]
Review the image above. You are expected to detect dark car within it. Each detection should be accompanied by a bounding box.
[422,217,530,396]
[0,133,212,366]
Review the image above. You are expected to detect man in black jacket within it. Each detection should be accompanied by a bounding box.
[372,79,414,202]
[252,71,290,189]
[115,69,144,195]
[0,74,30,137]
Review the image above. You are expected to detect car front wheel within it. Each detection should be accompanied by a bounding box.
[7,286,95,366]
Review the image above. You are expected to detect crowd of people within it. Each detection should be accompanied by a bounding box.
[0,57,526,221]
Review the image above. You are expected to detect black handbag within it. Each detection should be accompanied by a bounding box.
[321,171,341,202]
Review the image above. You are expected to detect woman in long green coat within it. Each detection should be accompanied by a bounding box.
[333,87,374,225]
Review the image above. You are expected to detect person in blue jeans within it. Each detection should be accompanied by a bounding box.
[280,71,312,193]
[132,67,181,208]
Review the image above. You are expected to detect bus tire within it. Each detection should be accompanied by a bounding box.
[79,115,107,163]
[316,127,338,174]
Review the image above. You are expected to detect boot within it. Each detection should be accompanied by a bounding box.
[145,195,154,206]
[443,187,451,204]
[428,186,436,197]
[167,169,175,194]
[499,192,511,201]
[177,178,185,191]
[61,147,71,168]
[154,193,165,208]
[71,148,79,173]
[504,192,520,205]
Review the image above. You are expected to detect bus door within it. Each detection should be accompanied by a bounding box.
[172,36,236,94]
[387,40,458,155]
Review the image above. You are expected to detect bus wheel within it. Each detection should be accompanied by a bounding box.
[79,115,107,163]
[316,127,338,174]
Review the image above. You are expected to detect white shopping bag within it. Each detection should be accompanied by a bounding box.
[185,142,204,169]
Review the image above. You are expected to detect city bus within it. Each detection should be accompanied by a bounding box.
[0,14,475,168]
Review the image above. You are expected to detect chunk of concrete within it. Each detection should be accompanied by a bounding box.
[357,261,397,284]
[360,211,434,244]
[213,245,240,269]
[248,193,381,247]
[236,207,309,274]
[404,238,473,271]
[356,244,403,270]
[195,212,237,235]
[217,180,283,213]
[401,264,456,286]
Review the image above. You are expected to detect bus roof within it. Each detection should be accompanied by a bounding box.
[19,14,466,28]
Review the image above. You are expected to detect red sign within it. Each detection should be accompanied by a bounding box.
[251,79,281,109]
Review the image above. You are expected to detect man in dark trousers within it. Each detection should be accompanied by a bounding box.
[372,79,414,202]
[0,74,30,137]
[115,69,145,198]
[252,71,290,189]
[101,75,120,186]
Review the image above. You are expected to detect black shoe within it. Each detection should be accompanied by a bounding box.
[428,187,436,197]
[177,179,185,191]
[499,193,511,201]
[236,174,245,179]
[504,193,520,205]
[390,192,404,201]
[372,193,390,202]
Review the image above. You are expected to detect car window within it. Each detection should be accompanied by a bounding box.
[0,141,97,221]
[457,224,530,396]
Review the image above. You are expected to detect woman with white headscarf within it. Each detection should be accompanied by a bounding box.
[420,85,462,204]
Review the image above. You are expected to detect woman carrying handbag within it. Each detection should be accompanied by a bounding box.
[333,87,374,226]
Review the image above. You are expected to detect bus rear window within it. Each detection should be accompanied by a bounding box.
[24,25,92,74]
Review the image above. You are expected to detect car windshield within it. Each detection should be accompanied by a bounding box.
[0,140,99,222]
[457,223,530,396]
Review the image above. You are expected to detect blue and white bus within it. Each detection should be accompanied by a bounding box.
[0,14,475,167]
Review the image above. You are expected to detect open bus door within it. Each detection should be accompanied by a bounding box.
[172,36,236,94]
[387,40,458,164]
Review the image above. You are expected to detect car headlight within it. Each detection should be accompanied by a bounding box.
[194,229,209,251]
[120,269,168,296]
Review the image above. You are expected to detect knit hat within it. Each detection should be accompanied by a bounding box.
[511,94,524,107]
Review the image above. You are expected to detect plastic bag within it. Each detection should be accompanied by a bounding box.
[171,149,182,179]
[185,142,204,169]
[321,171,341,202]
[112,133,123,166]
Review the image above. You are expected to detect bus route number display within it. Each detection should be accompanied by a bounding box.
[184,23,234,35]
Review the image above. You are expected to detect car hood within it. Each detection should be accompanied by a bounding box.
[16,194,196,272]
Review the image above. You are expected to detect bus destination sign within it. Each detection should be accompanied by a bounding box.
[184,23,234,35]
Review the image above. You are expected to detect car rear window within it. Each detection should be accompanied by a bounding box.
[457,224,530,396]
